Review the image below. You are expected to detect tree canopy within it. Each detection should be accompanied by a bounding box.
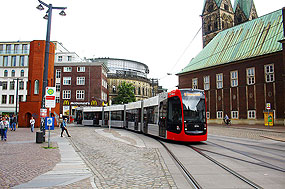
[112,82,136,104]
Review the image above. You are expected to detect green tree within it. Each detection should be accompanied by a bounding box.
[112,82,136,104]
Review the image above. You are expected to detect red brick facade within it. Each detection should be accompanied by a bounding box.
[19,40,60,127]
[178,52,285,125]
[54,63,108,118]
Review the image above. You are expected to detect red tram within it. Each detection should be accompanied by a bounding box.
[78,89,207,142]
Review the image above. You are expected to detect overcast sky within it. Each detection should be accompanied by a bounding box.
[0,0,284,90]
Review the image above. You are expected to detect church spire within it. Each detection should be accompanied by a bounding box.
[233,0,258,25]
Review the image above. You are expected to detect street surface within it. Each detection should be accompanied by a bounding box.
[0,124,284,188]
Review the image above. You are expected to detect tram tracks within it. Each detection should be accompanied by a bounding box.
[158,139,263,189]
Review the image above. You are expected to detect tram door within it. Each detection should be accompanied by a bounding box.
[159,101,167,137]
[143,108,148,133]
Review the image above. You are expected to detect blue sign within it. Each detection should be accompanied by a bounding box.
[45,117,55,130]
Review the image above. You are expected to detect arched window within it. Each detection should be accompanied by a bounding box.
[4,70,8,77]
[34,80,39,94]
[21,70,24,77]
[138,87,141,95]
[133,88,136,95]
[11,70,15,77]
[142,88,145,96]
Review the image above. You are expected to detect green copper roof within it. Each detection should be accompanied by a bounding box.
[178,9,283,75]
[233,0,254,19]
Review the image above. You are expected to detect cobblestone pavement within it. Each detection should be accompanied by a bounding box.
[1,124,284,188]
[0,128,60,188]
[67,126,177,188]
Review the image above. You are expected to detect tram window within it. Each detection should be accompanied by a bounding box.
[167,96,182,133]
[111,111,123,121]
[146,106,159,124]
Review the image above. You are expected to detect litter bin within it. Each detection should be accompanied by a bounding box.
[36,131,44,143]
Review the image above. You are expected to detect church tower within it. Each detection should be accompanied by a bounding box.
[202,0,234,47]
[234,0,258,25]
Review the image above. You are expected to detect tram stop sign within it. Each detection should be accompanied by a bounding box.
[45,87,56,108]
[45,117,55,130]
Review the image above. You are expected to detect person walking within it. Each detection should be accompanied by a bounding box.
[11,115,17,131]
[224,114,230,125]
[0,117,9,141]
[61,118,71,137]
[30,117,35,132]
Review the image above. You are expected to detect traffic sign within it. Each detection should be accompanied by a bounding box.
[45,87,56,108]
[45,117,55,130]
[40,108,47,117]
[266,103,271,110]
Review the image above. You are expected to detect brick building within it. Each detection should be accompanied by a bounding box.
[54,62,108,119]
[18,40,60,127]
[178,8,285,125]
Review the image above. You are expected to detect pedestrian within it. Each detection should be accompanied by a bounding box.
[61,118,71,137]
[0,117,9,141]
[224,114,230,125]
[11,115,17,131]
[30,116,35,132]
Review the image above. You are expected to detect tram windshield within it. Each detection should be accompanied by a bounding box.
[181,91,206,123]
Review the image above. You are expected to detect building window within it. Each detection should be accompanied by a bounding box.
[77,67,85,72]
[192,78,198,89]
[20,56,25,66]
[4,70,8,77]
[1,95,7,104]
[2,81,7,90]
[3,56,8,66]
[19,95,24,102]
[56,83,61,92]
[76,90,85,99]
[217,111,223,119]
[63,77,71,85]
[12,56,16,66]
[68,56,72,61]
[204,76,210,90]
[21,70,24,77]
[34,80,39,94]
[11,70,15,77]
[63,67,72,72]
[62,90,71,99]
[10,81,14,90]
[216,73,223,89]
[247,67,255,85]
[58,56,62,62]
[19,81,24,90]
[22,44,28,53]
[206,112,210,119]
[231,111,239,119]
[265,64,274,82]
[9,95,14,104]
[231,71,238,87]
[55,69,61,78]
[76,77,85,85]
[248,110,256,119]
[56,96,60,103]
[112,85,116,93]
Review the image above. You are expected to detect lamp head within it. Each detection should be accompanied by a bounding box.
[36,4,44,11]
[43,13,49,20]
[59,10,66,16]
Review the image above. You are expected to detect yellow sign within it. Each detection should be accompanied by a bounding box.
[63,100,69,105]
[91,100,97,106]
[264,111,274,126]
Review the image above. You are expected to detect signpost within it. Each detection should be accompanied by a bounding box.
[45,87,56,147]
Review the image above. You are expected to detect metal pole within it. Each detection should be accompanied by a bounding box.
[42,4,52,108]
[48,107,51,147]
[15,78,19,119]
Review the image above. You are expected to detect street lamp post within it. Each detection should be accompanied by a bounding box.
[13,78,23,123]
[36,0,66,108]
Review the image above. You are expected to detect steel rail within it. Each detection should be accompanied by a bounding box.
[158,140,202,189]
[190,146,263,189]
